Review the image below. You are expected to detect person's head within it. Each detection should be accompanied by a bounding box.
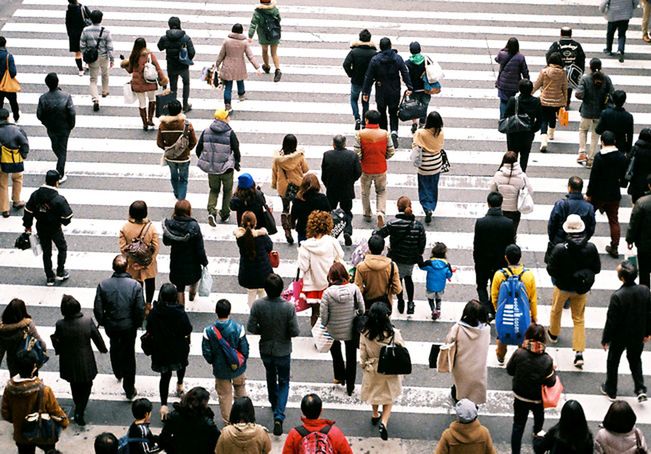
[45,170,61,187]
[562,214,585,235]
[518,78,533,96]
[379,37,391,51]
[612,90,627,108]
[168,16,181,30]
[89,9,103,25]
[68,0,78,4]
[241,210,257,230]
[424,111,443,137]
[460,299,488,327]
[167,99,182,116]
[332,134,346,150]
[282,134,298,154]
[601,130,616,147]
[365,109,381,126]
[499,150,518,173]
[237,173,255,191]
[592,69,605,88]
[327,262,349,286]
[60,294,81,319]
[359,29,371,43]
[363,301,393,340]
[297,173,321,201]
[409,41,421,55]
[239,211,258,260]
[602,400,637,433]
[431,242,447,259]
[560,26,572,37]
[231,23,243,34]
[617,260,638,285]
[455,399,478,424]
[214,108,230,122]
[2,298,30,324]
[215,298,231,319]
[94,432,119,454]
[397,196,413,216]
[128,200,148,222]
[590,57,602,73]
[505,37,519,55]
[368,234,385,255]
[301,393,323,419]
[568,175,583,193]
[15,349,38,378]
[504,244,521,266]
[558,400,589,440]
[524,323,547,343]
[547,52,563,67]
[487,191,503,208]
[45,73,59,91]
[174,199,192,217]
[640,128,651,143]
[0,37,6,48]
[0,108,9,121]
[229,396,256,424]
[306,210,333,238]
[112,254,128,273]
[158,283,178,305]
[131,398,153,422]
[264,273,284,298]
[180,387,211,414]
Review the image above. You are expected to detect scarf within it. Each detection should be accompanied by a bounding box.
[409,53,425,65]
[522,339,546,354]
[413,127,443,152]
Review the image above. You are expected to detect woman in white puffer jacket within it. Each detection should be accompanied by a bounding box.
[489,150,533,233]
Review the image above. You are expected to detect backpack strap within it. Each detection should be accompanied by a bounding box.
[517,268,527,279]
[295,426,310,437]
[136,222,151,240]
[319,425,332,435]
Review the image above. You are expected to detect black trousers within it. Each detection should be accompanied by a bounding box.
[16,444,55,454]
[375,88,400,133]
[638,251,650,289]
[475,266,496,316]
[38,228,67,279]
[605,341,646,395]
[168,67,190,107]
[0,91,19,121]
[326,192,353,235]
[106,328,137,395]
[47,129,71,178]
[606,19,630,53]
[503,211,522,236]
[70,381,93,416]
[511,398,544,454]
[330,339,357,395]
[507,131,535,172]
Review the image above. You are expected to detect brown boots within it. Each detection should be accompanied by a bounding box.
[281,213,294,245]
[139,102,157,131]
[139,108,148,131]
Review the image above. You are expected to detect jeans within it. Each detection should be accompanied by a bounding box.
[106,328,137,395]
[0,171,22,212]
[16,444,55,454]
[604,342,646,396]
[261,354,291,422]
[70,381,93,416]
[578,117,600,159]
[417,172,440,214]
[591,200,620,248]
[475,266,496,317]
[88,56,110,102]
[511,398,544,454]
[223,80,245,105]
[540,105,560,134]
[350,83,369,121]
[507,132,535,171]
[330,339,357,396]
[208,172,234,218]
[360,173,387,219]
[167,161,190,200]
[47,129,71,178]
[606,20,630,54]
[215,374,247,423]
[499,98,509,119]
[376,88,400,133]
[168,66,190,107]
[549,287,587,352]
[0,91,19,121]
[38,228,67,280]
[326,191,353,235]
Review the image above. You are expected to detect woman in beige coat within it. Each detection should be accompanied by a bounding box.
[216,396,272,454]
[360,302,404,441]
[216,23,260,111]
[533,52,568,152]
[119,200,160,308]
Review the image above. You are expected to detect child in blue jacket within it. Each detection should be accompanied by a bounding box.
[419,242,454,320]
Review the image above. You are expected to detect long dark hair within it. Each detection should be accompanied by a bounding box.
[363,302,393,341]
[505,37,519,55]
[2,299,31,324]
[424,111,443,138]
[592,70,605,88]
[129,37,147,71]
[179,387,211,416]
[281,134,297,155]
[229,396,256,424]
[239,211,258,260]
[296,173,320,201]
[498,150,518,177]
[555,400,592,449]
[233,186,259,207]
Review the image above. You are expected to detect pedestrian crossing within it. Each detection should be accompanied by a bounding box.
[1,0,651,449]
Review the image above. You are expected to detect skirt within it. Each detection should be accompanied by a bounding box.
[68,32,82,52]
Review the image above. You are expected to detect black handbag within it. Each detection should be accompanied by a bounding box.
[22,386,63,445]
[377,333,412,375]
[351,293,366,347]
[440,149,451,173]
[15,232,31,250]
[398,92,427,122]
[140,331,154,356]
[282,168,299,201]
[262,204,278,235]
[155,91,176,117]
[498,97,533,134]
[331,208,346,238]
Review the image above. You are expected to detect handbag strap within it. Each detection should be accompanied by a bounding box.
[385,262,394,297]
[35,384,44,414]
[95,27,104,50]
[295,267,301,281]
[136,222,151,240]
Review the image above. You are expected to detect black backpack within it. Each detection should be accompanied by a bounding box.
[260,13,281,42]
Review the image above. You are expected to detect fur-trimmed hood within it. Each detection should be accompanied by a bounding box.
[350,40,376,49]
[159,113,187,126]
[255,0,277,10]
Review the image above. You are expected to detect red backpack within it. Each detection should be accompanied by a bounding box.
[295,425,334,454]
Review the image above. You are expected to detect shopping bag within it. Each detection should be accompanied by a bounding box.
[30,233,41,256]
[269,250,279,268]
[123,82,136,104]
[311,319,334,353]
[558,107,569,127]
[155,91,176,117]
[281,268,310,312]
[331,208,346,238]
[198,266,213,297]
[517,183,534,214]
[542,375,564,409]
[410,146,423,168]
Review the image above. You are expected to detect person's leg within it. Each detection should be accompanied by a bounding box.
[233,373,247,400]
[52,229,68,276]
[566,88,573,109]
[215,377,234,423]
[531,402,545,434]
[548,287,565,338]
[404,275,414,303]
[340,197,354,236]
[260,44,270,68]
[38,231,54,281]
[643,0,651,39]
[344,339,357,395]
[275,354,291,422]
[106,333,123,380]
[48,131,70,178]
[122,329,137,395]
[606,21,616,53]
[261,355,278,410]
[246,289,259,307]
[159,370,172,406]
[144,278,155,305]
[360,173,372,218]
[605,341,625,396]
[375,172,387,223]
[417,173,433,215]
[146,91,156,126]
[606,201,620,250]
[499,98,508,119]
[100,56,110,96]
[176,161,190,200]
[310,304,320,328]
[475,268,491,316]
[626,343,646,395]
[588,119,600,161]
[168,67,180,99]
[387,91,400,134]
[510,398,529,454]
[0,171,7,213]
[236,80,246,98]
[639,251,651,288]
[376,90,388,131]
[16,444,36,454]
[270,44,280,70]
[496,339,507,363]
[223,80,234,106]
[6,92,19,122]
[180,68,191,110]
[220,173,234,220]
[330,340,345,383]
[167,161,180,199]
[380,403,393,427]
[617,20,629,54]
[11,172,22,206]
[519,133,534,172]
[207,173,221,217]
[88,61,99,103]
[578,117,589,155]
[569,292,587,353]
[350,83,361,122]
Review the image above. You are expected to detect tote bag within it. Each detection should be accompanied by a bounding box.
[311,319,334,353]
[517,179,534,214]
[542,375,564,409]
[0,56,20,93]
[123,82,136,104]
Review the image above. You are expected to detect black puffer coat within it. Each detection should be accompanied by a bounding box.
[506,346,555,402]
[291,192,331,239]
[473,207,515,270]
[627,192,651,253]
[628,137,651,202]
[145,302,192,373]
[342,41,377,86]
[158,403,221,454]
[376,213,426,265]
[547,235,601,293]
[157,29,196,72]
[162,216,209,286]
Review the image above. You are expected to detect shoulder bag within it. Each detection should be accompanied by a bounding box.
[311,318,334,353]
[517,175,535,214]
[352,292,366,346]
[440,149,451,173]
[22,385,64,444]
[498,97,533,134]
[82,27,104,64]
[262,203,278,235]
[424,55,444,84]
[410,145,423,168]
[282,168,299,201]
[0,55,20,93]
[80,5,92,27]
[398,91,427,122]
[164,121,191,161]
[178,36,194,66]
[541,374,564,409]
[377,333,412,375]
[635,428,647,454]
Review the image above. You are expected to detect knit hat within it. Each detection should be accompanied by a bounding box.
[455,399,478,424]
[214,109,230,121]
[562,214,585,234]
[409,41,421,55]
[238,173,255,189]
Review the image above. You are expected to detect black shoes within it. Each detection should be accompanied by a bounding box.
[600,383,616,401]
[407,301,415,315]
[371,414,381,425]
[603,48,614,56]
[618,52,625,63]
[424,211,432,224]
[605,244,619,258]
[56,270,70,281]
[262,64,271,74]
[397,299,405,314]
[344,233,352,246]
[379,422,388,440]
[391,131,399,149]
[183,103,192,113]
[274,69,282,83]
[411,123,418,134]
[355,119,361,130]
[273,419,283,436]
[75,413,86,426]
[93,101,100,112]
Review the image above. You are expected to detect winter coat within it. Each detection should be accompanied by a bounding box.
[65,4,89,52]
[0,120,29,173]
[602,283,651,346]
[248,2,281,45]
[321,147,363,201]
[446,322,490,405]
[354,254,402,305]
[490,265,538,320]
[162,215,209,286]
[343,41,377,86]
[533,65,568,107]
[298,235,345,291]
[145,302,192,373]
[533,423,593,454]
[247,296,300,357]
[546,38,586,73]
[93,272,145,332]
[119,218,160,282]
[1,377,69,444]
[596,106,635,154]
[495,51,529,101]
[157,28,196,72]
[504,94,543,133]
[586,145,627,202]
[235,227,273,289]
[272,150,309,198]
[283,418,353,454]
[547,192,596,244]
[0,318,46,377]
[36,88,76,132]
[354,124,395,174]
[216,423,271,454]
[600,0,640,22]
[320,283,365,341]
[362,48,413,95]
[595,427,647,454]
[0,48,16,83]
[202,318,249,380]
[216,32,259,81]
[230,188,267,229]
[628,137,651,201]
[489,163,533,213]
[420,258,453,293]
[506,346,555,403]
[575,72,614,119]
[157,114,198,163]
[376,212,426,265]
[434,419,497,454]
[23,185,73,233]
[196,120,240,174]
[360,329,404,404]
[51,313,107,383]
[627,192,651,252]
[291,192,331,239]
[472,207,515,270]
[79,24,114,61]
[121,49,168,93]
[547,235,601,293]
[127,422,161,454]
[406,58,426,92]
[158,403,220,454]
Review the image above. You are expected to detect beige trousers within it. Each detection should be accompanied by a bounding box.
[0,172,23,212]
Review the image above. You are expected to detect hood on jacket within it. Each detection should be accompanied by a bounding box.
[445,420,485,444]
[566,233,588,248]
[159,113,187,125]
[497,162,524,178]
[228,32,246,41]
[428,259,450,271]
[378,48,398,63]
[363,254,393,271]
[457,322,488,341]
[274,149,305,168]
[300,236,336,257]
[234,227,268,239]
[256,0,277,10]
[299,417,336,430]
[222,422,266,447]
[209,119,231,135]
[152,301,186,318]
[350,40,377,49]
[600,145,618,155]
[4,377,41,397]
[166,29,186,41]
[163,216,198,242]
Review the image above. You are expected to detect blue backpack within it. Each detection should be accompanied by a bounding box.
[495,268,531,346]
[117,434,149,454]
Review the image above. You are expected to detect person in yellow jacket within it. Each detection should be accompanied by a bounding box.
[491,244,538,364]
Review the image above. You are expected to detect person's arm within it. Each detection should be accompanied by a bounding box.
[90,318,108,353]
[244,42,259,69]
[506,349,518,376]
[602,293,619,346]
[590,245,601,275]
[105,29,114,63]
[93,284,104,326]
[585,158,598,197]
[385,131,395,159]
[248,12,258,39]
[399,58,413,91]
[626,201,641,246]
[627,114,634,152]
[321,155,329,187]
[575,76,586,100]
[186,36,195,60]
[418,226,426,255]
[17,127,28,159]
[547,201,562,242]
[59,198,73,226]
[546,247,561,279]
[28,320,46,352]
[595,111,607,135]
[271,159,278,190]
[238,325,250,359]
[36,97,44,123]
[156,35,166,51]
[196,229,209,267]
[43,387,69,429]
[353,154,362,181]
[561,73,568,106]
[362,59,375,95]
[288,305,300,338]
[320,293,330,327]
[66,94,76,130]
[201,329,214,364]
[195,130,205,157]
[354,132,362,159]
[230,131,241,170]
[343,50,354,78]
[490,270,503,312]
[152,53,168,86]
[8,54,16,78]
[585,204,596,240]
[246,305,259,334]
[133,284,145,327]
[520,56,529,80]
[215,44,227,68]
[22,194,35,230]
[390,262,402,296]
[532,70,543,94]
[527,272,538,321]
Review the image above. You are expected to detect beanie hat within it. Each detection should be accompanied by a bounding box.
[238,173,255,189]
[455,399,478,424]
[214,109,230,121]
[409,41,421,55]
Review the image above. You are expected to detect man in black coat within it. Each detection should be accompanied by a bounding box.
[601,261,651,402]
[546,27,585,108]
[157,16,195,113]
[321,135,362,246]
[93,254,145,400]
[342,29,376,130]
[36,73,75,183]
[473,191,515,317]
[596,89,634,155]
[504,79,542,171]
[627,174,651,287]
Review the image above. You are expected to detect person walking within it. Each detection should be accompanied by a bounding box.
[157,17,195,113]
[354,234,402,310]
[489,150,534,233]
[575,58,614,167]
[0,107,28,218]
[22,170,72,285]
[547,176,596,252]
[216,396,271,454]
[547,214,601,369]
[162,199,209,304]
[247,274,300,436]
[235,211,273,306]
[601,261,651,402]
[435,399,497,454]
[272,133,309,245]
[121,38,168,131]
[36,73,75,183]
[627,129,651,203]
[643,0,651,42]
[51,294,107,426]
[546,27,585,108]
[0,37,20,123]
[321,263,365,396]
[342,29,376,130]
[290,173,331,244]
[495,37,529,119]
[596,89,634,155]
[418,242,455,321]
[0,299,46,377]
[79,10,113,112]
[627,174,651,287]
[376,196,426,315]
[230,173,268,229]
[405,41,432,133]
[216,23,260,111]
[196,108,240,225]
[248,0,282,82]
[600,0,640,62]
[362,37,413,148]
[594,400,648,452]
[93,254,144,400]
[355,110,395,228]
[202,299,250,424]
[503,79,542,171]
[94,433,119,454]
[412,111,445,223]
[65,0,91,75]
[533,400,593,454]
[533,52,568,153]
[321,135,361,246]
